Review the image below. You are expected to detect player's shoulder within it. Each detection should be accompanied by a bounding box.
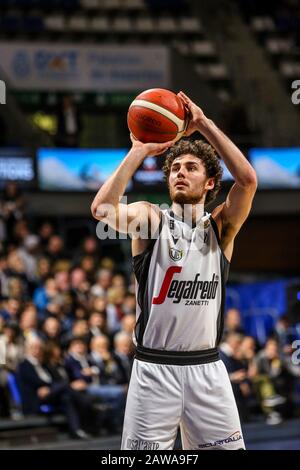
[129,201,160,216]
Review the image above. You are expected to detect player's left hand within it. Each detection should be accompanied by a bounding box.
[177,91,207,136]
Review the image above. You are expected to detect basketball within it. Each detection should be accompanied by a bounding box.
[127,88,187,144]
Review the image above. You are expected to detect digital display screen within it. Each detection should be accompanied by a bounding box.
[37,148,234,192]
[249,147,300,188]
[0,148,35,189]
[37,148,129,191]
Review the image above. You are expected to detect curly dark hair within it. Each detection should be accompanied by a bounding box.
[162,139,223,205]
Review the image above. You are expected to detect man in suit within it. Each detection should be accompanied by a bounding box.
[17,337,89,438]
[55,94,82,148]
[65,336,126,431]
[113,331,133,384]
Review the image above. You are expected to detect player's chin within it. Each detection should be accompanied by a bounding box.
[172,192,191,204]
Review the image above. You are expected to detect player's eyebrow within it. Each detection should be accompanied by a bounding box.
[171,160,200,168]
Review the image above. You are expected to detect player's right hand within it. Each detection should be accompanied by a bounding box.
[130,133,175,157]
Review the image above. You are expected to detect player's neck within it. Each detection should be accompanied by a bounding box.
[171,202,205,226]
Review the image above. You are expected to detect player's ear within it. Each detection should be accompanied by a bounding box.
[205,177,215,191]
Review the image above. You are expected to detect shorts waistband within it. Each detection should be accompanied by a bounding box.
[135,345,219,366]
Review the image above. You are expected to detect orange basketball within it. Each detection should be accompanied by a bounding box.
[127,88,187,144]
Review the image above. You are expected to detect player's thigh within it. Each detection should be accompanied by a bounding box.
[121,360,182,450]
[181,360,245,450]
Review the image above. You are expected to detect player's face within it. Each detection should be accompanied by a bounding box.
[168,154,214,204]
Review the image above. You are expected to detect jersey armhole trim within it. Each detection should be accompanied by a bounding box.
[210,215,230,266]
[132,210,163,261]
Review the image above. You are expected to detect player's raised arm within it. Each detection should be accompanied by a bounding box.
[90,136,173,235]
[178,91,257,259]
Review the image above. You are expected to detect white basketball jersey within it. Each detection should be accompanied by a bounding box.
[133,209,229,352]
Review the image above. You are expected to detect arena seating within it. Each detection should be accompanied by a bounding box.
[236,0,300,93]
[0,0,232,103]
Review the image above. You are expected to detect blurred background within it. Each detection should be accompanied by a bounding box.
[0,0,300,450]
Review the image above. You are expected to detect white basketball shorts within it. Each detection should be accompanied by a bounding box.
[121,358,245,450]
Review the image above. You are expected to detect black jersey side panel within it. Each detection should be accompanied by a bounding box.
[132,213,163,346]
[210,216,230,345]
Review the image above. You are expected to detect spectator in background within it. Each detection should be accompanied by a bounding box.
[252,338,295,424]
[89,335,127,386]
[240,335,257,372]
[106,287,126,334]
[36,257,51,283]
[41,317,62,344]
[111,273,127,291]
[224,308,245,336]
[5,250,30,298]
[38,222,55,250]
[70,267,90,310]
[17,234,40,284]
[7,277,25,301]
[122,292,136,316]
[65,337,126,432]
[80,256,96,283]
[44,342,97,437]
[46,298,72,337]
[0,321,24,418]
[0,321,24,372]
[128,272,136,295]
[0,298,21,322]
[13,220,30,246]
[19,304,40,341]
[113,332,134,383]
[33,277,58,316]
[55,94,82,148]
[91,295,108,316]
[91,268,113,297]
[220,332,253,421]
[54,270,70,293]
[88,311,110,340]
[18,338,90,438]
[1,183,25,240]
[73,306,88,322]
[121,314,136,338]
[0,253,9,297]
[274,314,297,351]
[89,296,113,340]
[75,236,101,265]
[64,337,98,386]
[62,320,89,349]
[46,235,67,264]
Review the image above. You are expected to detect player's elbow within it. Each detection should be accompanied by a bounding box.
[241,169,258,191]
[91,203,98,219]
[91,201,107,220]
[247,169,258,189]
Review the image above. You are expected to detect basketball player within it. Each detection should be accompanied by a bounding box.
[91,91,257,450]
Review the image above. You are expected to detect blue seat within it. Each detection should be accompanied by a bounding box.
[7,372,22,407]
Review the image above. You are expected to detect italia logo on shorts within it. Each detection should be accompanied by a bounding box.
[197,431,243,448]
[152,266,219,305]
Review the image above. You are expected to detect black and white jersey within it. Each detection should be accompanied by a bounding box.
[133,209,229,352]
